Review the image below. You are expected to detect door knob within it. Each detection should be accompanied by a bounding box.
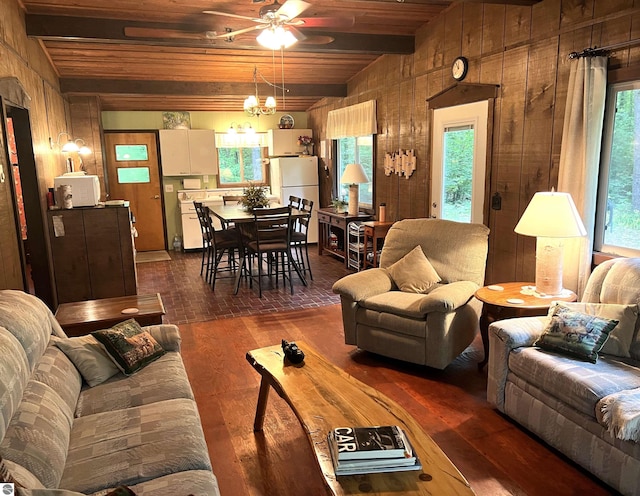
[152,195,160,199]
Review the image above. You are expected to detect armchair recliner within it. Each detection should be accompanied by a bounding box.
[332,218,489,369]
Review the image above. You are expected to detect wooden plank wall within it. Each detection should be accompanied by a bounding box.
[0,0,71,292]
[308,0,640,285]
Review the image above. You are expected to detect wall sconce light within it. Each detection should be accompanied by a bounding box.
[49,132,91,155]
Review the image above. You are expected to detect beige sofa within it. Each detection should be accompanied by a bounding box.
[0,290,219,495]
[333,218,489,369]
[487,258,640,495]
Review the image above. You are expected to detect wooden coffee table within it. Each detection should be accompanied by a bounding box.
[246,341,475,496]
[55,293,165,336]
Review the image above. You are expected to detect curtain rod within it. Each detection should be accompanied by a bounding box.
[569,38,640,59]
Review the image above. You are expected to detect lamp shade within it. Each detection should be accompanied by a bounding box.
[514,191,586,238]
[340,163,369,184]
[257,26,298,49]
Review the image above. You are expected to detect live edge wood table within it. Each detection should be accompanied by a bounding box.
[474,282,577,370]
[55,293,165,337]
[246,341,475,496]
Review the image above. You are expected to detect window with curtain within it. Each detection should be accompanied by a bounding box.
[336,136,374,207]
[215,132,268,186]
[595,80,640,256]
[327,100,377,209]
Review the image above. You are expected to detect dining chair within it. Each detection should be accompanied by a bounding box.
[291,198,314,281]
[288,195,302,209]
[222,195,244,205]
[202,205,241,290]
[193,201,212,278]
[244,206,297,297]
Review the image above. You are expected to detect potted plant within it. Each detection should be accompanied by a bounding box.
[331,197,348,214]
[297,135,313,155]
[240,182,270,211]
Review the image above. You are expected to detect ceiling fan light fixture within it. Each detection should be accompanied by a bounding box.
[256,25,298,49]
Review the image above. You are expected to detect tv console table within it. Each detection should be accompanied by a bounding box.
[317,208,371,268]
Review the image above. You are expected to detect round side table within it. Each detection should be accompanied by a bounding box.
[475,282,577,370]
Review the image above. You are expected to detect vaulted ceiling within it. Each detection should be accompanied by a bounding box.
[21,0,537,112]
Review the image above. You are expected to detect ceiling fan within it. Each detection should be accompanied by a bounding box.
[203,0,354,47]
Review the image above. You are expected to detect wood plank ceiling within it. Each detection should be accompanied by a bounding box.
[21,0,457,112]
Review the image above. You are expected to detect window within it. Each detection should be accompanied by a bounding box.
[596,81,640,256]
[216,132,268,186]
[336,135,374,207]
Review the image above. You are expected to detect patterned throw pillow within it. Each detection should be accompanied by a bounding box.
[0,456,23,487]
[535,304,619,363]
[92,319,165,375]
[385,245,441,293]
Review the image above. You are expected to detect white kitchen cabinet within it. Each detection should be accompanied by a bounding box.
[267,128,312,157]
[180,202,202,250]
[160,129,218,176]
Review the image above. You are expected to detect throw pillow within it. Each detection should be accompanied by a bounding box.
[92,319,165,376]
[535,303,619,363]
[53,335,120,387]
[549,302,638,358]
[386,245,441,294]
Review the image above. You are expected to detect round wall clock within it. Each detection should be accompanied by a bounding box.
[279,114,295,129]
[452,56,469,81]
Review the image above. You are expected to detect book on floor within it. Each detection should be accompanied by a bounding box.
[328,425,413,460]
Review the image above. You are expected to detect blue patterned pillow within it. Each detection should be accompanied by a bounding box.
[535,304,618,363]
[92,319,165,375]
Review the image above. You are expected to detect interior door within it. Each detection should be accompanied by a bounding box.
[431,100,488,224]
[104,132,165,251]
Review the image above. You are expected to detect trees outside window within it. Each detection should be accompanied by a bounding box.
[596,81,640,256]
[336,136,373,207]
[217,146,266,186]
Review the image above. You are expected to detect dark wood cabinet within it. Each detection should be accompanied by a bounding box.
[47,206,137,305]
[317,208,371,268]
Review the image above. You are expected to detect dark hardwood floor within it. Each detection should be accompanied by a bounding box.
[136,250,616,495]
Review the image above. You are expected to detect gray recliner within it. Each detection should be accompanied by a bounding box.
[332,218,489,369]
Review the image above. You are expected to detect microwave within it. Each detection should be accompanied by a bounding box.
[53,175,101,207]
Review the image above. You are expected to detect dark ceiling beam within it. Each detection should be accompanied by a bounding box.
[461,0,541,5]
[59,79,347,98]
[25,14,414,55]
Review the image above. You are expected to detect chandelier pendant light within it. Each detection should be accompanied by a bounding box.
[244,66,277,117]
[243,50,289,117]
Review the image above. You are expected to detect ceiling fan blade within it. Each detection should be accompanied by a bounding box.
[202,10,266,23]
[295,16,355,28]
[277,0,310,21]
[209,24,266,39]
[287,26,306,42]
[298,35,335,45]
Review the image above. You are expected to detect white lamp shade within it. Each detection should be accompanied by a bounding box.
[514,191,586,238]
[257,26,298,49]
[340,163,369,184]
[61,140,80,153]
[264,96,276,109]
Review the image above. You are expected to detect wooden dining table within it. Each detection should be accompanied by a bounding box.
[208,204,308,294]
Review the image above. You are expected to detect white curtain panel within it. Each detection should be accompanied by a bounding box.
[557,55,608,296]
[327,100,377,139]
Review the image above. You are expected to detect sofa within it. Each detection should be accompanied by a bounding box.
[0,289,220,496]
[333,218,489,369]
[487,258,640,496]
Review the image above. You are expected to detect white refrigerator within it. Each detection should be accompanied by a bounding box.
[270,156,319,243]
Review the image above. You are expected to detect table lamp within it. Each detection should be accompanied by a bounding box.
[514,190,586,296]
[340,163,369,216]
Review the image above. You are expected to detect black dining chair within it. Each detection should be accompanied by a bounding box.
[194,201,241,290]
[288,195,302,209]
[290,198,314,281]
[244,206,300,297]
